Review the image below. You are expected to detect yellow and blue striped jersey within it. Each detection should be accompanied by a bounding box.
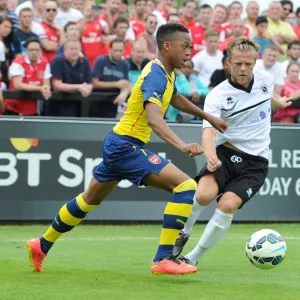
[113,59,177,144]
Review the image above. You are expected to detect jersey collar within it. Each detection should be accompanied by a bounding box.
[228,75,254,93]
[24,55,41,65]
[154,58,174,83]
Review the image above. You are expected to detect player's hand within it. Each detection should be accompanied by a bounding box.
[180,143,203,157]
[206,115,228,134]
[274,96,293,108]
[206,155,222,172]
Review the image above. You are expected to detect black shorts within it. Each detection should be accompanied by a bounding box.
[195,145,269,208]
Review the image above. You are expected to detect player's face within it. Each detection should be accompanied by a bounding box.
[206,36,219,53]
[20,11,34,29]
[199,8,212,24]
[229,50,256,88]
[288,44,300,60]
[167,31,192,69]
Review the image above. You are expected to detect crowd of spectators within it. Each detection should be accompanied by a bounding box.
[0,0,300,123]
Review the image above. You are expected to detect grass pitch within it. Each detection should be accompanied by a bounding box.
[0,224,299,300]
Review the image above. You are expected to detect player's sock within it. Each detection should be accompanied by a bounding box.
[182,195,206,234]
[39,193,97,254]
[153,179,197,262]
[186,208,233,265]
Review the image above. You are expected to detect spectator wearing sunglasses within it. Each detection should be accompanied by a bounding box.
[40,0,61,63]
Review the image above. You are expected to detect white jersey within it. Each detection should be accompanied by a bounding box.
[203,69,274,159]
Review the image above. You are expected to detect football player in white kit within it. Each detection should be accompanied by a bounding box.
[172,37,292,266]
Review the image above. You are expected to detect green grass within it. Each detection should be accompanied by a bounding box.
[0,224,299,300]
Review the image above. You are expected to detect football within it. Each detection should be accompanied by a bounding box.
[245,229,287,269]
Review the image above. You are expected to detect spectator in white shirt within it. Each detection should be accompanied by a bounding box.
[254,45,284,96]
[192,28,223,87]
[55,0,83,28]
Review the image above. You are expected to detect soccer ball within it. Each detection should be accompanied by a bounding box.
[245,229,286,270]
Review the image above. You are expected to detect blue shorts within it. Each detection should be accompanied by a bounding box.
[94,131,170,186]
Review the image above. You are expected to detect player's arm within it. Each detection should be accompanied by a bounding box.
[145,102,202,157]
[170,93,228,133]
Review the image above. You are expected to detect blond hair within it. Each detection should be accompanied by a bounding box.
[227,37,260,58]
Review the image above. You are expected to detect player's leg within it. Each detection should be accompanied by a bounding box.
[144,163,196,260]
[172,174,219,257]
[26,178,119,272]
[184,191,239,265]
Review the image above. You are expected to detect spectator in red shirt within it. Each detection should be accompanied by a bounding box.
[180,0,197,30]
[156,0,176,21]
[4,37,51,116]
[167,13,180,24]
[221,1,252,38]
[105,17,132,59]
[190,4,212,57]
[129,0,147,37]
[219,18,245,52]
[40,0,61,63]
[79,0,107,68]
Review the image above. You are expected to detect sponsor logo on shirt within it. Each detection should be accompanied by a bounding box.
[260,84,268,94]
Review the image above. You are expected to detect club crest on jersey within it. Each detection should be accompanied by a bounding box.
[148,154,161,164]
[260,84,268,94]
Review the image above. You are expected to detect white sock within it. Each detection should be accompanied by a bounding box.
[182,195,206,235]
[186,208,233,265]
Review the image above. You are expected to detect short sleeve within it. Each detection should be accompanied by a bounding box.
[44,63,52,79]
[51,57,63,80]
[141,64,167,107]
[202,92,222,129]
[31,22,47,39]
[9,62,25,78]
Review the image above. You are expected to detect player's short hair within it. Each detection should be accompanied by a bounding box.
[205,28,219,39]
[64,21,77,32]
[287,40,300,50]
[227,37,259,58]
[156,23,189,50]
[286,62,300,73]
[25,37,42,48]
[255,16,268,26]
[110,37,125,48]
[19,7,33,15]
[113,16,129,29]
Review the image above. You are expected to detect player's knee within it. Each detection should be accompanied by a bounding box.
[217,196,242,214]
[194,190,215,206]
[173,178,197,193]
